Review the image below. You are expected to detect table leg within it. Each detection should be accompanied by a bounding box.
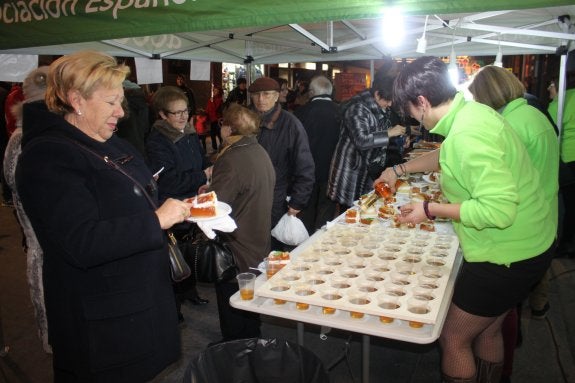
[362,334,370,383]
[297,322,304,346]
[0,305,8,357]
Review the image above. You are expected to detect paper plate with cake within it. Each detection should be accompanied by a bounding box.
[185,191,232,222]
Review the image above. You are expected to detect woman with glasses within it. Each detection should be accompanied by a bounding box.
[147,86,212,203]
[146,85,212,312]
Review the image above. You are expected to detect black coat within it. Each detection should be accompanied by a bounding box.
[256,104,315,227]
[16,102,180,382]
[146,120,210,202]
[294,96,340,183]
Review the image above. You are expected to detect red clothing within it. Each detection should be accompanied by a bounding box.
[194,114,210,136]
[5,84,23,137]
[205,96,223,123]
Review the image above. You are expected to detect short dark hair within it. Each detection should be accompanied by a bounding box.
[371,75,395,101]
[393,56,457,118]
[237,77,247,85]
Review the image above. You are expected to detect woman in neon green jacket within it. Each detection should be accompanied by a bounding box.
[548,81,575,256]
[375,57,556,383]
[468,64,559,382]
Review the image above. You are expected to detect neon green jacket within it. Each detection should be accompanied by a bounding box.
[501,97,559,232]
[431,93,555,265]
[548,88,575,163]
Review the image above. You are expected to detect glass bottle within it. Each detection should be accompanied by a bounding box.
[360,182,392,211]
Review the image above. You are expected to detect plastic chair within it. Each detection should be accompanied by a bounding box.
[184,338,330,383]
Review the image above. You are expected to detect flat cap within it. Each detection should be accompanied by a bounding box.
[248,77,280,93]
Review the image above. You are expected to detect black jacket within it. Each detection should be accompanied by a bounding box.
[294,95,340,183]
[146,119,210,202]
[256,103,315,227]
[17,102,180,382]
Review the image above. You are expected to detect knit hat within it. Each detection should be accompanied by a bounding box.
[248,77,280,93]
[23,66,49,103]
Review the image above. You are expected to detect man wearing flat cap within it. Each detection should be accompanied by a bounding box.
[249,77,315,249]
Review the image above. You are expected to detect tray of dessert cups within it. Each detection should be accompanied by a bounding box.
[255,222,459,328]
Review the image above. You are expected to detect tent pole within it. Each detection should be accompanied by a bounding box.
[557,52,567,141]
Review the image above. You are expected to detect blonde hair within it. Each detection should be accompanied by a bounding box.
[46,51,129,115]
[222,103,260,136]
[468,66,525,110]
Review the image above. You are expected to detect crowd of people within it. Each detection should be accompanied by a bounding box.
[1,50,572,382]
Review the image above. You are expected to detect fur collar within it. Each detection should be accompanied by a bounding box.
[152,119,196,143]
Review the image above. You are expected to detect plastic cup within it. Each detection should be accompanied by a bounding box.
[377,293,400,324]
[324,254,342,266]
[339,267,359,279]
[265,258,284,279]
[407,297,431,328]
[395,262,416,276]
[320,287,342,315]
[269,280,290,305]
[426,255,446,267]
[348,291,370,319]
[237,272,256,300]
[390,271,411,286]
[418,275,439,290]
[330,276,351,290]
[364,270,385,282]
[294,282,314,311]
[421,265,444,279]
[383,282,406,297]
[358,280,378,293]
[412,286,435,301]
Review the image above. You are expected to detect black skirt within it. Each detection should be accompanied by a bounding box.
[452,241,556,317]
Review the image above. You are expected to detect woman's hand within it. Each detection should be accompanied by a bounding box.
[388,124,406,137]
[155,198,193,229]
[373,167,398,192]
[197,184,209,195]
[204,166,213,180]
[397,202,427,225]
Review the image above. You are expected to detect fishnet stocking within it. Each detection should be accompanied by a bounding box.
[439,303,508,379]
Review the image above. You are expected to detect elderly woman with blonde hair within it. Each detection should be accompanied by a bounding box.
[206,103,275,342]
[16,51,192,381]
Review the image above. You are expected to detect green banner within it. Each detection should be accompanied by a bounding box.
[0,0,572,50]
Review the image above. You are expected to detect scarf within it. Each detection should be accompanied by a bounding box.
[258,103,282,130]
[152,119,196,143]
[216,135,246,160]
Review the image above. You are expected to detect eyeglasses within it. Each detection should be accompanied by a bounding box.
[166,109,190,118]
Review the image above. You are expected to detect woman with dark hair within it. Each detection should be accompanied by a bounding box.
[327,73,406,210]
[375,56,556,383]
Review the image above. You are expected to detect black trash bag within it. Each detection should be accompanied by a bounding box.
[184,338,330,383]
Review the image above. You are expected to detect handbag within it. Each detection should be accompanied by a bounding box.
[167,231,192,282]
[183,232,238,284]
[63,138,191,282]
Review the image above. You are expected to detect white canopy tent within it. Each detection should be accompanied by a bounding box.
[0,1,574,131]
[1,6,574,64]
